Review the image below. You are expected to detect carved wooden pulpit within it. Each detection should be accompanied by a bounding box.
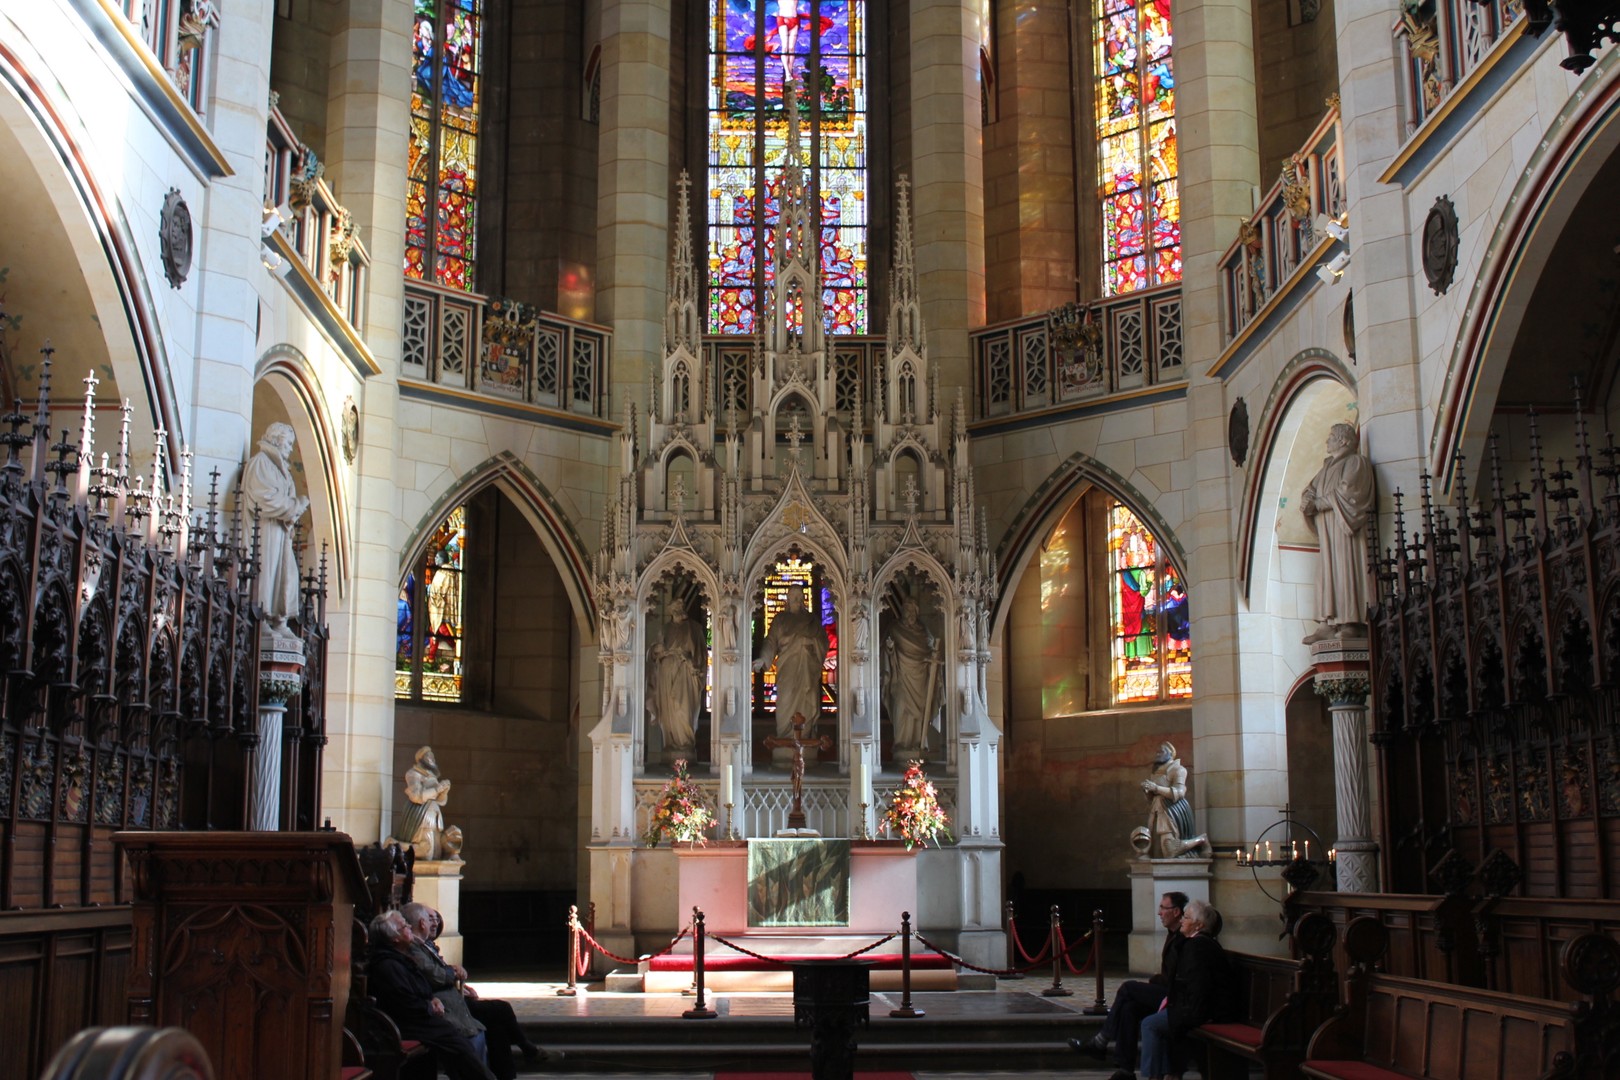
[116,831,368,1080]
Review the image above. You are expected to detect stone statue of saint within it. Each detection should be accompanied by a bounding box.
[647,601,705,753]
[884,597,940,755]
[1300,422,1375,644]
[1133,741,1210,859]
[242,422,310,627]
[753,588,829,737]
[394,746,454,861]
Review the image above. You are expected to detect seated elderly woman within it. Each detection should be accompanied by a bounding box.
[1132,898,1226,1080]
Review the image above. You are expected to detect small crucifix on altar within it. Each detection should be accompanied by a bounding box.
[762,712,833,832]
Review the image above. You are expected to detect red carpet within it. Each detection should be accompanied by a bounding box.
[716,1074,913,1080]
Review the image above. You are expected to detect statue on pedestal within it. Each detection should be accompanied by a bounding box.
[647,601,705,754]
[753,588,829,738]
[392,746,458,862]
[242,422,310,631]
[1132,742,1210,859]
[1300,422,1375,644]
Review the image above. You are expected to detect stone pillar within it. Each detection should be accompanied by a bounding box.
[1311,637,1377,893]
[251,633,306,830]
[596,0,671,411]
[909,0,986,393]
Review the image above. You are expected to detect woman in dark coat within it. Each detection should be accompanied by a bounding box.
[1135,898,1225,1080]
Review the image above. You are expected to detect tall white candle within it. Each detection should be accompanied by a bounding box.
[857,762,869,798]
[723,763,734,798]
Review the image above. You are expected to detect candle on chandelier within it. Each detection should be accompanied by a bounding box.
[1304,840,1311,861]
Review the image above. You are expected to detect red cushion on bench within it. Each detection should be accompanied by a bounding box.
[341,1067,370,1080]
[1300,1060,1406,1080]
[398,1040,425,1054]
[1199,1022,1264,1048]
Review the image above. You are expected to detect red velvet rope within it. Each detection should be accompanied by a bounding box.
[1054,926,1096,975]
[1007,915,1051,965]
[575,923,691,966]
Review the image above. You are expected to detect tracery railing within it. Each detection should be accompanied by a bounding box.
[265,100,371,331]
[1394,0,1523,133]
[1217,101,1346,345]
[970,284,1184,422]
[0,350,330,914]
[401,280,611,418]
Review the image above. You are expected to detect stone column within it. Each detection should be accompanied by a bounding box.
[1311,637,1377,893]
[596,0,672,412]
[909,0,986,393]
[250,634,306,830]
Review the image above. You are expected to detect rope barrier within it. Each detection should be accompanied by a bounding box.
[1056,926,1096,975]
[707,932,897,965]
[575,923,692,967]
[1007,913,1051,964]
[910,931,1066,977]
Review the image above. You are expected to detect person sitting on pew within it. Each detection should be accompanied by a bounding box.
[401,902,563,1075]
[1136,899,1228,1080]
[1071,891,1189,1074]
[366,911,496,1080]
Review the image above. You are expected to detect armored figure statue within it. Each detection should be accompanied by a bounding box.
[1132,742,1210,859]
[392,746,456,861]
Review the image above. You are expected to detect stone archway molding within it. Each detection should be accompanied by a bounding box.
[399,451,598,637]
[1236,348,1357,599]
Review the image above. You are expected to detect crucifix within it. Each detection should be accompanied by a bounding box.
[762,711,833,831]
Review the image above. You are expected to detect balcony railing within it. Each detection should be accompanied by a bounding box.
[402,280,611,418]
[700,335,887,422]
[265,99,371,332]
[1395,0,1522,133]
[1217,102,1346,346]
[969,285,1184,422]
[117,0,215,111]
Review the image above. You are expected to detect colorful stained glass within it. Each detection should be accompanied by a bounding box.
[709,1,868,333]
[1109,503,1192,703]
[1095,0,1179,296]
[406,0,481,291]
[396,506,467,702]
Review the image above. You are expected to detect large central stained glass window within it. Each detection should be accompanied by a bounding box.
[708,1,868,335]
[1095,0,1179,296]
[408,0,483,291]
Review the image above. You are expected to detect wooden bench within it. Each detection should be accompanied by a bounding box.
[1299,974,1578,1080]
[1191,911,1340,1080]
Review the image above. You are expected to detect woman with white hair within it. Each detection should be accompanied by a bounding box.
[1132,898,1226,1080]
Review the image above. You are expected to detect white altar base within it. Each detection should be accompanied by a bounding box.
[675,839,918,936]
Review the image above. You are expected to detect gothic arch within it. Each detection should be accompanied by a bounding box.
[254,344,352,596]
[399,452,597,637]
[1237,348,1358,601]
[1433,62,1620,482]
[0,44,193,467]
[991,451,1186,640]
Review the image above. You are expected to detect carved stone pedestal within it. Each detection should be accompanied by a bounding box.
[414,858,465,965]
[1127,857,1212,974]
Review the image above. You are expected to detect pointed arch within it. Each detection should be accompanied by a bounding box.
[255,344,353,596]
[399,452,598,637]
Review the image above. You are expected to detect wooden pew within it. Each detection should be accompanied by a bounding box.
[1190,911,1339,1080]
[1299,974,1578,1080]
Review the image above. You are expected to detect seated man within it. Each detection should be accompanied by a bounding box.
[366,911,495,1080]
[400,902,563,1076]
[1071,891,1188,1078]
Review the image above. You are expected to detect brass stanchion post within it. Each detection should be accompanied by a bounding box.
[888,911,925,1018]
[556,904,579,997]
[1084,908,1107,1014]
[1001,900,1024,980]
[682,906,717,1019]
[1042,904,1072,997]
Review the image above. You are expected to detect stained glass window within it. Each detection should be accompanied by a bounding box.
[708,1,869,334]
[1109,503,1191,702]
[1095,0,1179,296]
[756,556,838,714]
[408,0,483,291]
[396,506,467,702]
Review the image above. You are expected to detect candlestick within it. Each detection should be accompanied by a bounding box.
[858,801,870,841]
[724,801,737,841]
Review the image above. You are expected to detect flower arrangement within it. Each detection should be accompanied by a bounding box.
[882,760,953,850]
[642,759,716,848]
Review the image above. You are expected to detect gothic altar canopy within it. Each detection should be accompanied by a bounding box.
[588,97,1001,895]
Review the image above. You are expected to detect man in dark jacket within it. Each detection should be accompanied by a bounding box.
[1071,891,1188,1074]
[367,911,496,1080]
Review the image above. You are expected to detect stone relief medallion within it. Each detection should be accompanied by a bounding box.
[160,188,193,289]
[1228,396,1250,468]
[1422,195,1459,296]
[341,396,359,464]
